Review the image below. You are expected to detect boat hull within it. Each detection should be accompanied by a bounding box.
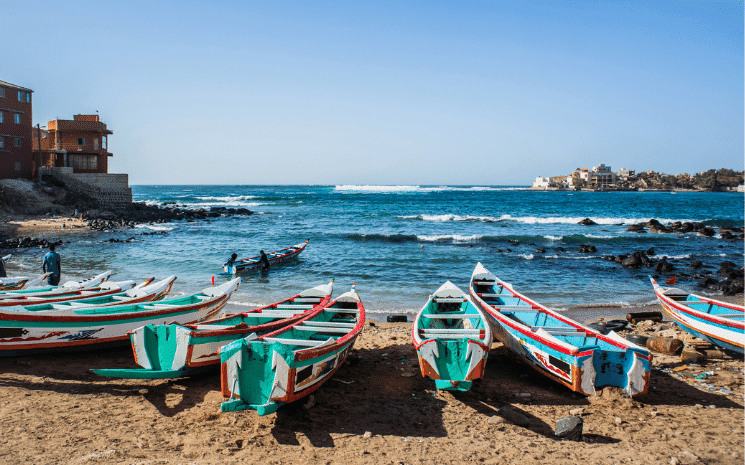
[225,241,308,274]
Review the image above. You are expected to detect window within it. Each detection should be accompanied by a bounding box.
[0,111,3,123]
[77,137,85,145]
[93,138,99,150]
[14,113,20,124]
[102,136,107,150]
[15,162,21,171]
[17,91,29,102]
[0,87,4,98]
[69,154,98,170]
[0,136,4,148]
[14,138,21,147]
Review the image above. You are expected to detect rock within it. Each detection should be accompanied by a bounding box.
[488,415,506,425]
[569,408,584,416]
[700,227,716,237]
[578,218,597,226]
[302,395,315,410]
[387,315,407,323]
[680,348,707,363]
[363,431,372,438]
[535,248,545,253]
[579,244,596,253]
[689,260,703,269]
[555,416,583,440]
[646,247,655,256]
[626,311,663,325]
[498,407,530,427]
[622,254,642,267]
[646,337,684,355]
[368,321,376,327]
[614,417,624,425]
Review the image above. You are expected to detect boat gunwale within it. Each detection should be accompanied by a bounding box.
[654,287,745,331]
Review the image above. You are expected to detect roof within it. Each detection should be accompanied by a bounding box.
[0,80,33,92]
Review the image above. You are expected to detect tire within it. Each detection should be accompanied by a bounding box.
[604,320,628,332]
[587,322,608,334]
[624,334,649,346]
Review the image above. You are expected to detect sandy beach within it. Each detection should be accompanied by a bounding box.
[0,314,742,465]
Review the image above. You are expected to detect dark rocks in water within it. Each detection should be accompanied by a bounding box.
[654,258,674,273]
[578,218,597,226]
[699,226,716,237]
[555,416,583,441]
[578,244,596,253]
[535,248,546,254]
[106,237,135,243]
[602,255,616,261]
[509,240,520,246]
[646,247,655,256]
[627,224,646,233]
[622,254,642,268]
[647,218,662,228]
[554,247,566,252]
[699,277,718,288]
[689,260,703,269]
[720,231,736,240]
[0,237,62,249]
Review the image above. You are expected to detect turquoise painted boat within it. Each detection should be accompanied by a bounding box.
[9,276,175,313]
[0,271,111,298]
[223,241,308,274]
[220,284,364,415]
[412,281,492,391]
[470,263,652,396]
[91,280,334,379]
[0,273,138,308]
[651,277,744,354]
[0,278,241,356]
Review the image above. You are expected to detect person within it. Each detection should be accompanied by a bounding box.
[0,256,6,278]
[226,253,238,269]
[42,244,62,285]
[259,250,270,270]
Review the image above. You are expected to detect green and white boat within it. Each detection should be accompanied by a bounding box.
[220,284,364,415]
[92,280,334,379]
[412,281,492,391]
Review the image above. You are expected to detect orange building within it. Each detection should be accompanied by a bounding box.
[0,80,33,179]
[38,114,113,174]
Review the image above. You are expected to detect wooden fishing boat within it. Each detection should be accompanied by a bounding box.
[470,263,651,396]
[0,278,241,356]
[412,281,492,391]
[220,284,364,415]
[651,277,744,354]
[0,271,111,298]
[0,274,139,307]
[223,240,308,274]
[14,276,175,313]
[92,280,335,379]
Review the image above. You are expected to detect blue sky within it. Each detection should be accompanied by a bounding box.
[2,1,742,185]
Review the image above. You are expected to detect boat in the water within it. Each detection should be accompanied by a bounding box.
[651,277,744,354]
[223,240,308,274]
[92,280,334,379]
[13,276,175,312]
[412,281,492,391]
[220,284,364,415]
[0,271,112,299]
[0,278,241,356]
[470,263,651,396]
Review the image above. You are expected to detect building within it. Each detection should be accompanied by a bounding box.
[0,80,33,179]
[532,176,553,189]
[41,114,113,174]
[591,164,616,188]
[616,167,635,180]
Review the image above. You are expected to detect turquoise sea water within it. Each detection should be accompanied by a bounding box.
[6,186,744,318]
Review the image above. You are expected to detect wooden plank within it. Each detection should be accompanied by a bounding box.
[294,326,350,334]
[493,305,538,312]
[275,304,314,309]
[479,293,509,298]
[433,298,466,303]
[421,314,474,319]
[323,309,359,314]
[422,329,484,335]
[300,321,356,328]
[263,337,330,347]
[293,298,323,303]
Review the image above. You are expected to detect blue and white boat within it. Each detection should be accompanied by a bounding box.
[470,263,651,397]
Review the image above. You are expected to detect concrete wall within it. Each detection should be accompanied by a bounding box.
[44,167,132,209]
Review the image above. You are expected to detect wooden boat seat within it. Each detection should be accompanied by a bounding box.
[300,321,356,328]
[472,281,499,286]
[293,298,323,303]
[493,305,538,312]
[263,337,331,347]
[433,298,466,303]
[276,304,314,309]
[323,308,359,315]
[421,329,484,338]
[294,326,350,334]
[422,314,474,319]
[253,310,304,318]
[193,324,236,330]
[478,293,508,298]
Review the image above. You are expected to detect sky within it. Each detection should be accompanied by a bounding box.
[1,0,743,185]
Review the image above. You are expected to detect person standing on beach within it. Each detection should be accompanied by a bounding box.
[42,244,62,285]
[259,250,270,270]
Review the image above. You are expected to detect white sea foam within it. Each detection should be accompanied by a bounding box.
[585,234,617,239]
[519,253,535,260]
[498,215,699,225]
[135,224,175,232]
[658,254,691,260]
[190,201,265,208]
[400,214,501,222]
[416,234,482,243]
[543,235,563,241]
[335,185,529,193]
[196,195,257,202]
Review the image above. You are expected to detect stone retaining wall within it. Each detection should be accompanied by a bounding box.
[42,167,132,209]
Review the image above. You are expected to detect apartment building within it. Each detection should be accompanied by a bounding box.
[43,114,113,173]
[0,80,33,178]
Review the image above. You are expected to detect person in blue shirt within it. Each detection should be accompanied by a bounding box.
[42,244,62,285]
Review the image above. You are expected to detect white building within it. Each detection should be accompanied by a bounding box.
[532,176,553,189]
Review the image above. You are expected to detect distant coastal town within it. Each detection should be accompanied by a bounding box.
[531,164,745,192]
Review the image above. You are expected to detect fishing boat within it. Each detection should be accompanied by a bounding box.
[92,280,334,379]
[0,271,111,298]
[0,278,241,356]
[412,281,492,391]
[470,263,651,396]
[14,276,175,312]
[0,273,139,307]
[220,284,364,415]
[223,240,308,274]
[651,277,744,354]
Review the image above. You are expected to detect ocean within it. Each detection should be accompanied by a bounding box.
[7,185,744,320]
